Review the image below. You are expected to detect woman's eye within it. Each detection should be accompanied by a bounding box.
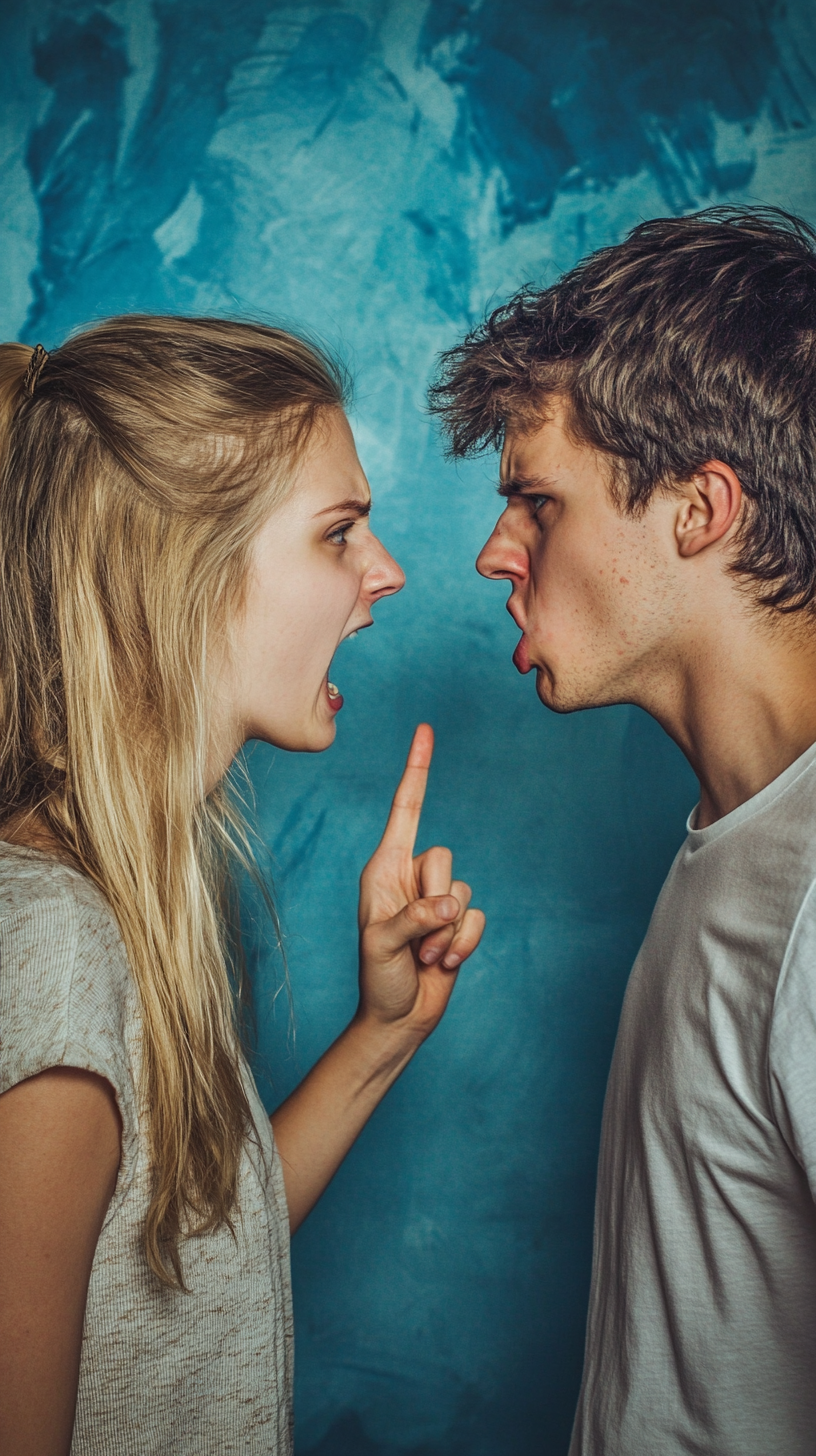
[327,522,352,545]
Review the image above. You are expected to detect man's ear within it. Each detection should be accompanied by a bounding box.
[675,461,743,559]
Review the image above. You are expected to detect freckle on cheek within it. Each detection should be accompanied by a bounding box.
[620,577,629,585]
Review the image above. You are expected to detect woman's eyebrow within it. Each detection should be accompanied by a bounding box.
[314,497,372,518]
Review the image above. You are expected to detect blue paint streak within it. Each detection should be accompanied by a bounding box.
[422,0,788,228]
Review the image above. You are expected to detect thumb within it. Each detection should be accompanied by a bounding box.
[366,895,459,958]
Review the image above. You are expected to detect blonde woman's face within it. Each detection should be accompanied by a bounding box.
[213,410,404,772]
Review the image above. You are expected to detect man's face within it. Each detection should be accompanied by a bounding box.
[476,398,683,713]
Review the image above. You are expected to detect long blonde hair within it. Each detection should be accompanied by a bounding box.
[0,316,345,1286]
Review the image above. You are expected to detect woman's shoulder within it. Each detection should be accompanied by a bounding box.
[0,843,137,1101]
[0,841,127,974]
[0,838,100,904]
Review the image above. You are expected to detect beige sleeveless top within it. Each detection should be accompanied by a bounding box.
[0,843,293,1455]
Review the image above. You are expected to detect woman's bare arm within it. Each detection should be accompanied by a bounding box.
[0,1067,121,1456]
[272,726,485,1232]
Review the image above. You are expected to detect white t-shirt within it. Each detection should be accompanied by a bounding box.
[571,740,816,1456]
[0,843,293,1455]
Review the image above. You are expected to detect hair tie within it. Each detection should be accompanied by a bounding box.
[23,343,49,397]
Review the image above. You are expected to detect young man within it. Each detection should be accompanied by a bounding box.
[430,208,816,1456]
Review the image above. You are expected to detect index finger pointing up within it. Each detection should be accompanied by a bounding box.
[377,723,434,857]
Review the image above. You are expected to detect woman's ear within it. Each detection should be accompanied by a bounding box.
[675,461,743,559]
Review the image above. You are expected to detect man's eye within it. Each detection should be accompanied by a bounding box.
[527,495,549,513]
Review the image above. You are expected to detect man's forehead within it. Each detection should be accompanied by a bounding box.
[500,417,560,480]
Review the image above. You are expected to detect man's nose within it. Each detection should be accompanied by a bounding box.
[476,520,530,582]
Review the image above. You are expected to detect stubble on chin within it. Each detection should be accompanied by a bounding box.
[534,665,562,712]
[535,664,607,716]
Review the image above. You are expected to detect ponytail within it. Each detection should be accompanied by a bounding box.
[0,342,38,467]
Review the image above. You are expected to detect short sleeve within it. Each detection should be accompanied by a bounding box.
[0,870,140,1217]
[769,878,816,1201]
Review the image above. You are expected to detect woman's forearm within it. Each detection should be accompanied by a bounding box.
[271,729,484,1235]
[270,1016,421,1233]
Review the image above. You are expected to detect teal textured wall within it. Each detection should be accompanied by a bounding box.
[3,2,816,1450]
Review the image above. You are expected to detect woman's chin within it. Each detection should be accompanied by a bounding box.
[307,720,338,753]
[245,717,337,754]
[294,713,338,754]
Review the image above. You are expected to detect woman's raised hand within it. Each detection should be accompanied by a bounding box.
[356,724,485,1043]
[271,724,485,1233]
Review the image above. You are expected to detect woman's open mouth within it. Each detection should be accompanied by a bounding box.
[325,620,370,714]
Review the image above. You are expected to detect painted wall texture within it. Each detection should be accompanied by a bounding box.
[3,2,816,1451]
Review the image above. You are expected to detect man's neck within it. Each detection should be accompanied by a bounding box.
[643,608,816,830]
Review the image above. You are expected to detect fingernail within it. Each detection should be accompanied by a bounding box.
[439,897,457,918]
[421,946,441,964]
[442,953,460,968]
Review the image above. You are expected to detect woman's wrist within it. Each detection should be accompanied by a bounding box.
[345,1007,426,1087]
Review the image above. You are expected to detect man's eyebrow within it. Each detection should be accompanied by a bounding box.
[314,497,371,518]
[497,474,555,498]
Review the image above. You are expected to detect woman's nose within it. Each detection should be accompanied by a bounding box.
[365,539,405,600]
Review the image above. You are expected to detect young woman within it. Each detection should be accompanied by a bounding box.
[0,317,484,1456]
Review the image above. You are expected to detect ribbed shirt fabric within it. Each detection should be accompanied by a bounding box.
[571,740,816,1456]
[0,843,293,1455]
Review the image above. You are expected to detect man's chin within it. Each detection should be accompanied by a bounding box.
[536,667,627,715]
[534,666,560,711]
[534,666,588,715]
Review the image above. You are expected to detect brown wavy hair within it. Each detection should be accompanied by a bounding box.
[0,315,346,1285]
[430,206,816,613]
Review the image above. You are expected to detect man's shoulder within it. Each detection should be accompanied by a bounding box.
[662,753,816,949]
[626,774,816,1045]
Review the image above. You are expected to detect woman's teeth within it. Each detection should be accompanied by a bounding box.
[327,682,340,699]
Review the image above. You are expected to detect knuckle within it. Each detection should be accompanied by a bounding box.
[452,912,478,945]
[407,898,429,924]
